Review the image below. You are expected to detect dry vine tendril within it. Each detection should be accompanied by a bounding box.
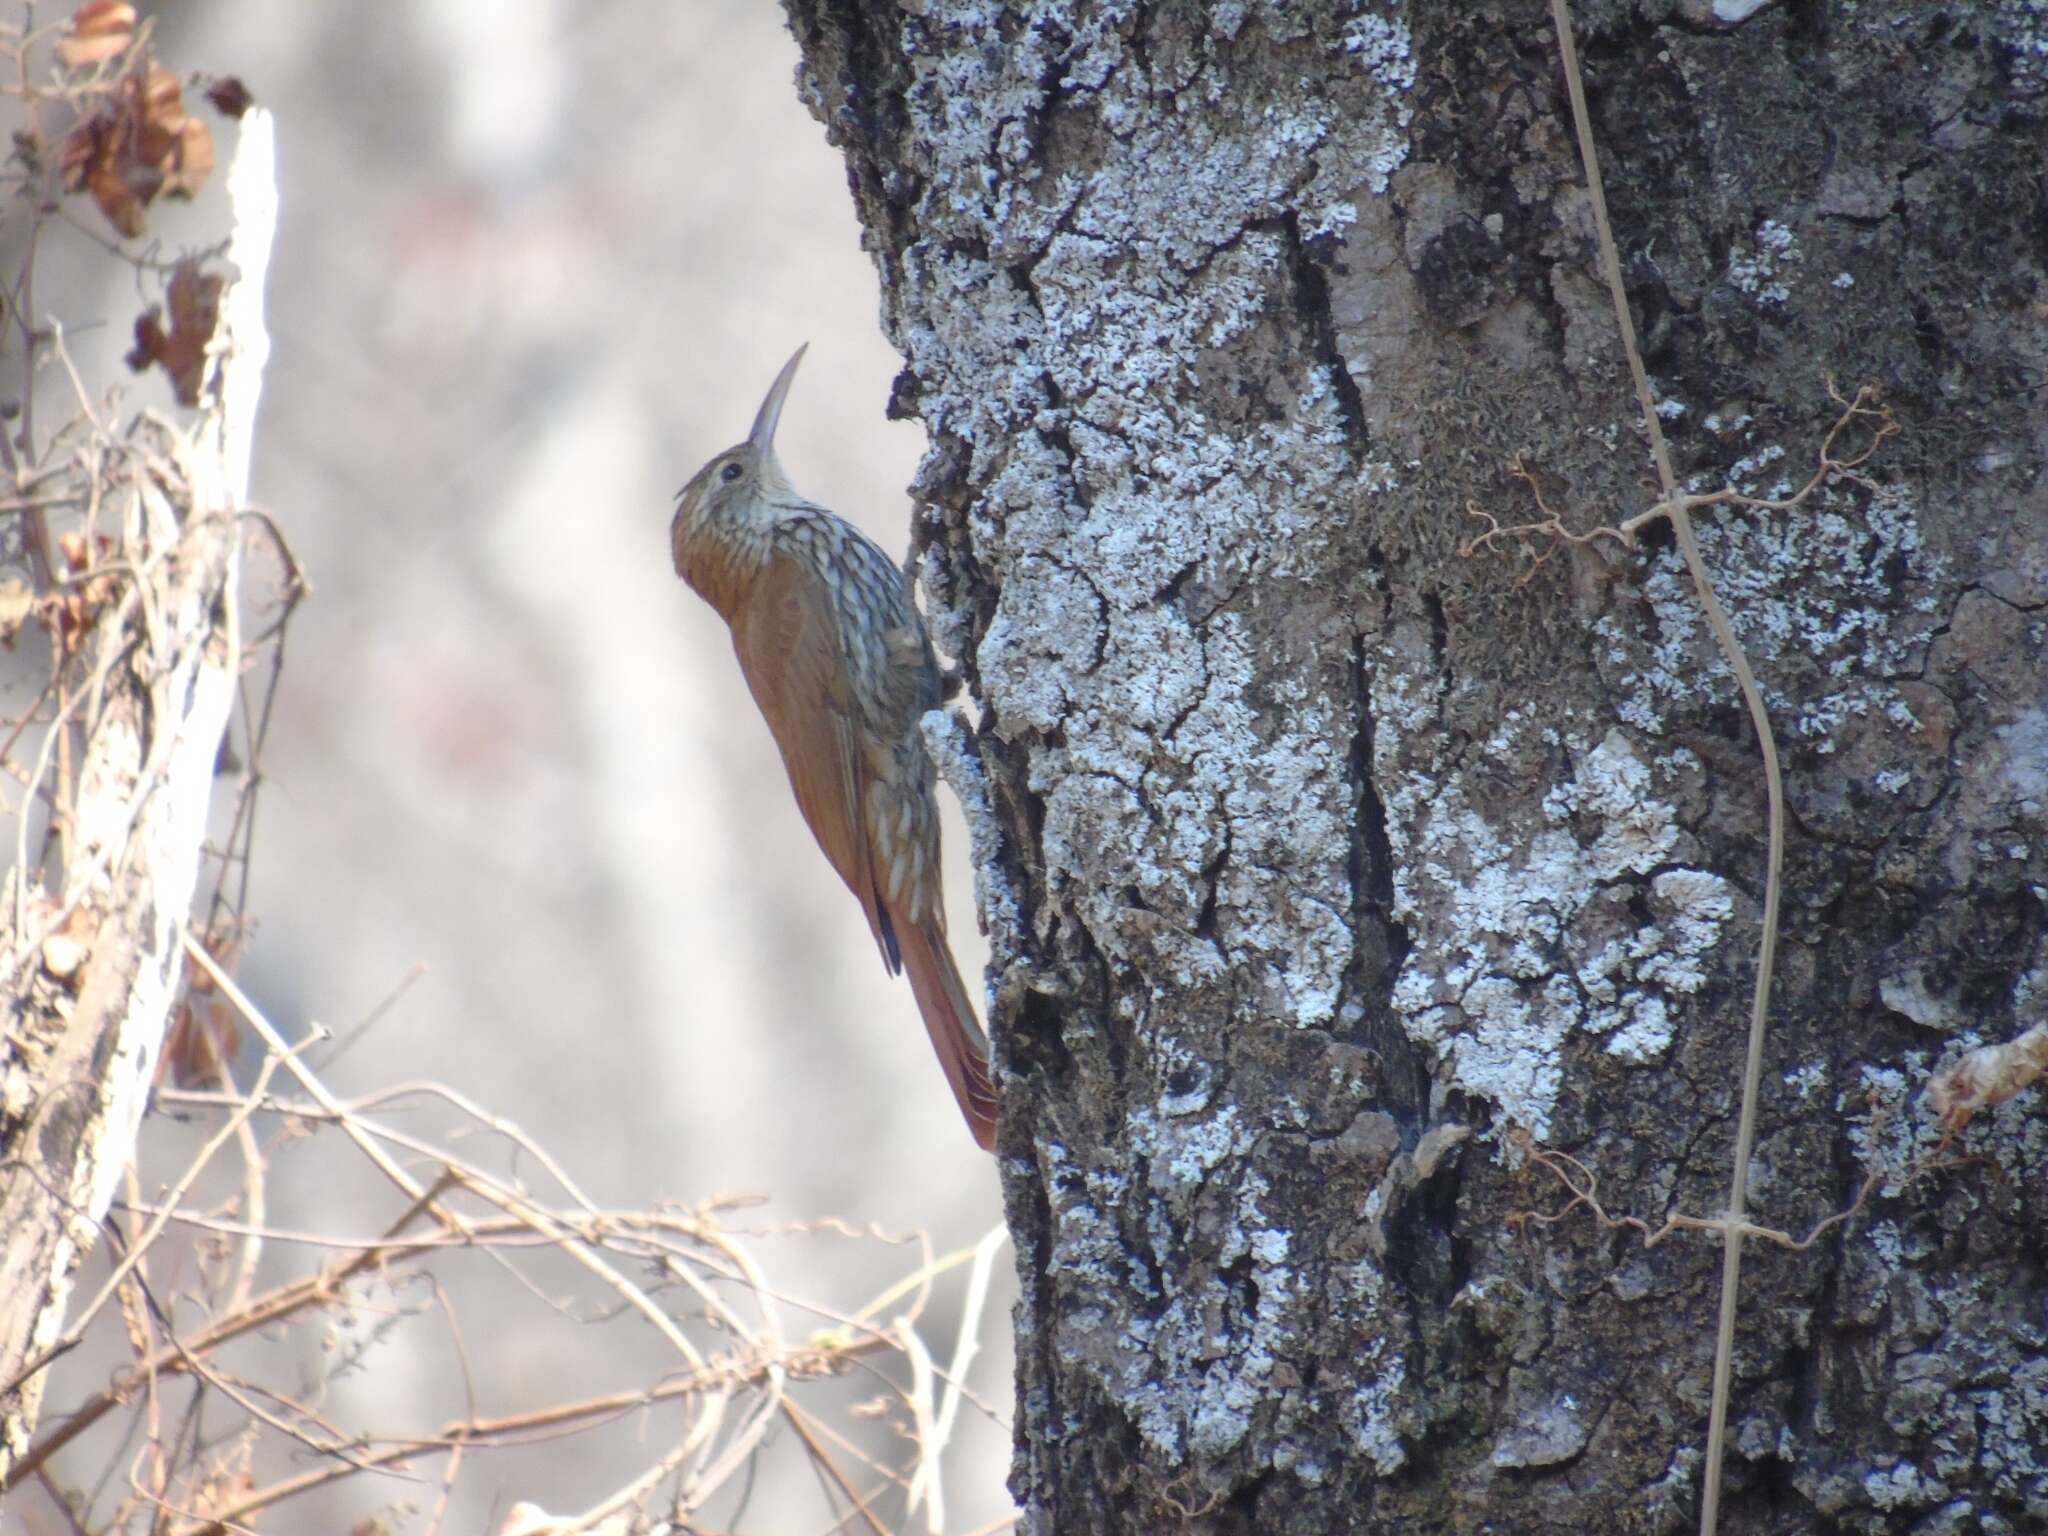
[1461,380,1899,582]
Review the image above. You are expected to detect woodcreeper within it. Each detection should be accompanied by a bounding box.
[669,347,999,1151]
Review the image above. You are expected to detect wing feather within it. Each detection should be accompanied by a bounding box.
[729,553,893,969]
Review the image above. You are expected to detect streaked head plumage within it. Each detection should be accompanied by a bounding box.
[670,344,809,564]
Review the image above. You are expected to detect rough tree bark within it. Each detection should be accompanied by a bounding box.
[785,3,2045,1531]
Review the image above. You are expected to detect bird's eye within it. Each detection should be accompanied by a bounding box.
[720,462,743,484]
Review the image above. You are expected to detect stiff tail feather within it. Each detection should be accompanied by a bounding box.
[897,916,1000,1152]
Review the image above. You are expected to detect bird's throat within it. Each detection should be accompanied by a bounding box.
[674,525,771,624]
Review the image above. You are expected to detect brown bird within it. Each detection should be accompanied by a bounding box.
[669,347,999,1152]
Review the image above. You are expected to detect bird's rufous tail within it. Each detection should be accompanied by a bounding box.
[896,916,999,1151]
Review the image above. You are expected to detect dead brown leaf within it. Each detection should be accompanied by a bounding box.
[161,926,245,1087]
[126,257,222,406]
[204,74,255,119]
[54,0,135,69]
[58,59,216,236]
[1928,1021,2048,1132]
[161,998,242,1088]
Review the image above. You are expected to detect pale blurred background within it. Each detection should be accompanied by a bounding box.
[30,2,1015,1530]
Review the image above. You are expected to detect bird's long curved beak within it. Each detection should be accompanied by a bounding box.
[749,344,808,453]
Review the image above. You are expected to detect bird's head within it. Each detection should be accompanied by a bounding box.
[670,344,807,571]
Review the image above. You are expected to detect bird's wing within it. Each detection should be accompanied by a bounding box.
[729,550,893,969]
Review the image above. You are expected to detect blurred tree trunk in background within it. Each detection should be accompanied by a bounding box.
[0,96,270,1479]
[786,2,2047,1531]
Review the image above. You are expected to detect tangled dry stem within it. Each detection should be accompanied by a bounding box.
[2,7,274,1497]
[1505,1126,1885,1258]
[9,953,1014,1534]
[1460,379,1900,583]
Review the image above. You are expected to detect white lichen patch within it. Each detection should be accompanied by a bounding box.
[1977,1357,2048,1502]
[900,7,1416,1023]
[1340,1363,1411,1474]
[1085,1115,1339,1462]
[1043,1140,1137,1275]
[1375,713,1735,1136]
[1592,480,1944,739]
[1845,1057,1946,1197]
[1015,599,1357,1020]
[1998,708,2048,812]
[1989,1,2048,87]
[1784,1059,1829,1101]
[1726,217,1801,305]
[1136,1100,1251,1193]
[1864,1459,1950,1513]
[921,706,1023,966]
[865,4,1432,1478]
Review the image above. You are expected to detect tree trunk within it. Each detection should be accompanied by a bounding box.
[784,2,2045,1530]
[0,110,273,1478]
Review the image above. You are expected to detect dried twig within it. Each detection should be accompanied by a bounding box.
[1508,1128,1882,1257]
[0,44,268,1476]
[13,1016,1010,1534]
[1461,382,1898,577]
[0,1035,300,1397]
